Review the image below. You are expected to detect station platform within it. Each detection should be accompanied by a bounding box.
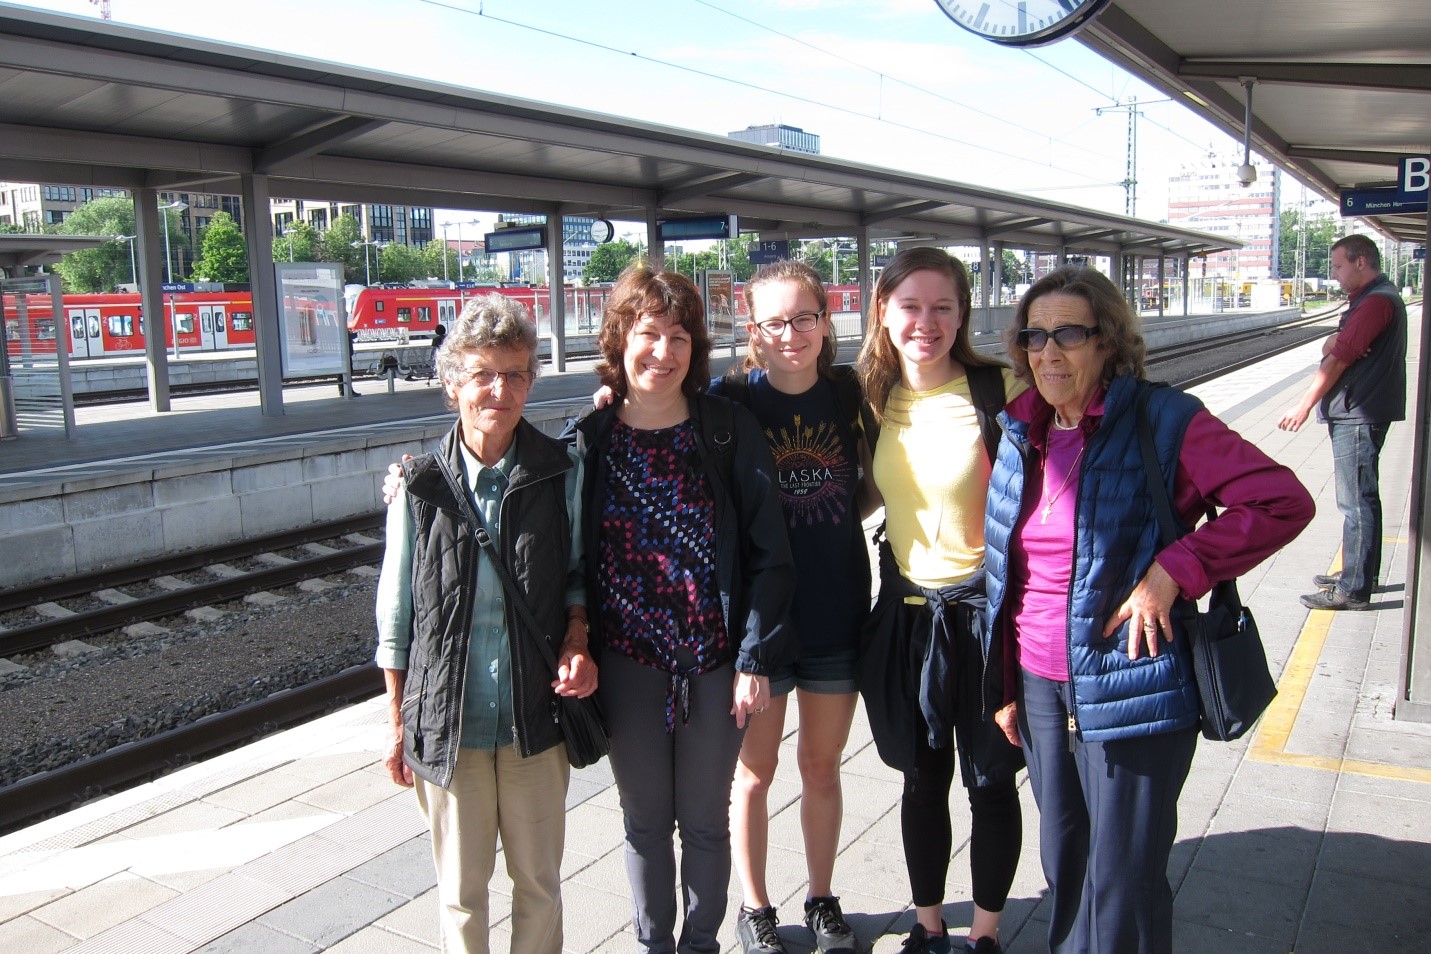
[1,335,1427,954]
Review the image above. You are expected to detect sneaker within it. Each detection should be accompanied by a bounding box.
[804,896,859,954]
[1300,589,1371,611]
[737,905,787,954]
[899,923,951,954]
[963,938,1003,954]
[1313,573,1340,589]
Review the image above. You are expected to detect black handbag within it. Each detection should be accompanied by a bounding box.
[1136,389,1277,742]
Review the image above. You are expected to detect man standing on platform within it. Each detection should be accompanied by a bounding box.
[1278,234,1407,610]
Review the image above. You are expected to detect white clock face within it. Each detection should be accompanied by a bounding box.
[589,219,615,244]
[932,0,1112,47]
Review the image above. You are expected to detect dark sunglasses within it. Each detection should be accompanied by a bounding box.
[1016,325,1101,352]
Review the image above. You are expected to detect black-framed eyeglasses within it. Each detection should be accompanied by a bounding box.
[456,367,535,390]
[755,311,824,337]
[1016,325,1101,352]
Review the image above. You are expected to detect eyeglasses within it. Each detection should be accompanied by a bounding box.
[755,311,824,337]
[1016,325,1101,352]
[455,367,535,390]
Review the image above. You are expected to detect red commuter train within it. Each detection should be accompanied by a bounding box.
[4,283,867,359]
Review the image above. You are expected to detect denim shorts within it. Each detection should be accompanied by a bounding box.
[767,646,859,697]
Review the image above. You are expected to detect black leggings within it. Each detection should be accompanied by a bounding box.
[900,732,1022,912]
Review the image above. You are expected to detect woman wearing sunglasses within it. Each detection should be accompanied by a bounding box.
[982,266,1313,953]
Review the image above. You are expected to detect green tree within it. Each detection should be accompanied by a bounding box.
[585,238,642,283]
[54,197,138,292]
[1279,208,1339,283]
[319,213,365,284]
[191,211,249,283]
[274,221,319,263]
[422,239,459,282]
[376,242,423,284]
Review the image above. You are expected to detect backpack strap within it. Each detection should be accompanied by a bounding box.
[965,363,1006,464]
[696,393,737,497]
[719,368,752,409]
[829,364,880,454]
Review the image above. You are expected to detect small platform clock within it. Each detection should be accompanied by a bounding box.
[932,0,1113,47]
[589,218,615,244]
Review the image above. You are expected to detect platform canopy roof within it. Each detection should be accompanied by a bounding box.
[0,2,1234,261]
[1078,0,1430,246]
[0,234,111,274]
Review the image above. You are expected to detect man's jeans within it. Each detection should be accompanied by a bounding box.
[1329,421,1389,601]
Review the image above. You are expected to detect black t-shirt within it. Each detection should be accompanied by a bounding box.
[712,369,870,655]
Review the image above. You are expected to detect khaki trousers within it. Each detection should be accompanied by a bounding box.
[415,743,570,954]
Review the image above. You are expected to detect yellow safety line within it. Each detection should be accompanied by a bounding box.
[1248,554,1431,784]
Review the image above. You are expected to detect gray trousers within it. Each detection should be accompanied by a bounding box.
[600,653,746,954]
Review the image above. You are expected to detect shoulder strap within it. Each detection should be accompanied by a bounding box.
[829,364,880,454]
[719,369,752,408]
[698,393,737,497]
[965,363,1005,464]
[418,451,563,679]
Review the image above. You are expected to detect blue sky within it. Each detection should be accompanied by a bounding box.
[16,0,1251,227]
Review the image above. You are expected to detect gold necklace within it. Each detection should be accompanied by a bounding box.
[1041,442,1087,524]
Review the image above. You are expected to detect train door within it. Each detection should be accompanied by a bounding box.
[198,305,228,349]
[66,308,102,358]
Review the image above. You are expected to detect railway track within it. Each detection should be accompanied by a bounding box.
[0,512,384,657]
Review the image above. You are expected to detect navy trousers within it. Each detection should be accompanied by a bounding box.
[1018,669,1197,954]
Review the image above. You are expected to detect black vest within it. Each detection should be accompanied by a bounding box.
[400,420,574,787]
[1322,274,1407,425]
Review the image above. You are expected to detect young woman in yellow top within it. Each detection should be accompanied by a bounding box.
[856,247,1026,954]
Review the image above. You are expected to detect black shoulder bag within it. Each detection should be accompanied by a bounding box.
[1135,388,1276,742]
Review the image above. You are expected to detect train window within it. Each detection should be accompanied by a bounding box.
[397,307,412,323]
[176,314,195,334]
[374,300,385,312]
[37,319,56,340]
[417,306,431,323]
[4,319,17,341]
[106,315,135,337]
[88,316,101,338]
[71,316,85,339]
[201,314,213,334]
[138,316,146,335]
[231,312,253,331]
[216,313,226,332]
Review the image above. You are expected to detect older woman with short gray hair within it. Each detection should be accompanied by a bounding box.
[376,292,592,954]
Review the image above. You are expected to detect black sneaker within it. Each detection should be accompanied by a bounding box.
[1300,589,1371,611]
[1313,573,1340,589]
[804,896,859,954]
[899,923,951,954]
[737,905,787,954]
[963,938,1003,954]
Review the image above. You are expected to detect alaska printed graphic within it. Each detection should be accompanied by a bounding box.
[766,414,851,527]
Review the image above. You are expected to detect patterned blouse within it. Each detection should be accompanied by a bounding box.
[599,419,728,730]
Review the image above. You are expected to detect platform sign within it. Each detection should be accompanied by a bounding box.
[276,262,345,377]
[484,227,546,254]
[1415,247,1427,261]
[1339,187,1428,216]
[1395,155,1430,203]
[658,215,737,241]
[749,240,790,265]
[162,282,194,293]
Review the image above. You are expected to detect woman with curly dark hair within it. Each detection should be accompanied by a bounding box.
[571,263,796,954]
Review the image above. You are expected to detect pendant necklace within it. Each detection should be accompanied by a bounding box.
[1041,439,1086,524]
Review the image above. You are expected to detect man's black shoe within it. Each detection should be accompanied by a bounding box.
[804,896,858,954]
[737,905,787,954]
[1300,590,1370,611]
[1313,573,1340,589]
